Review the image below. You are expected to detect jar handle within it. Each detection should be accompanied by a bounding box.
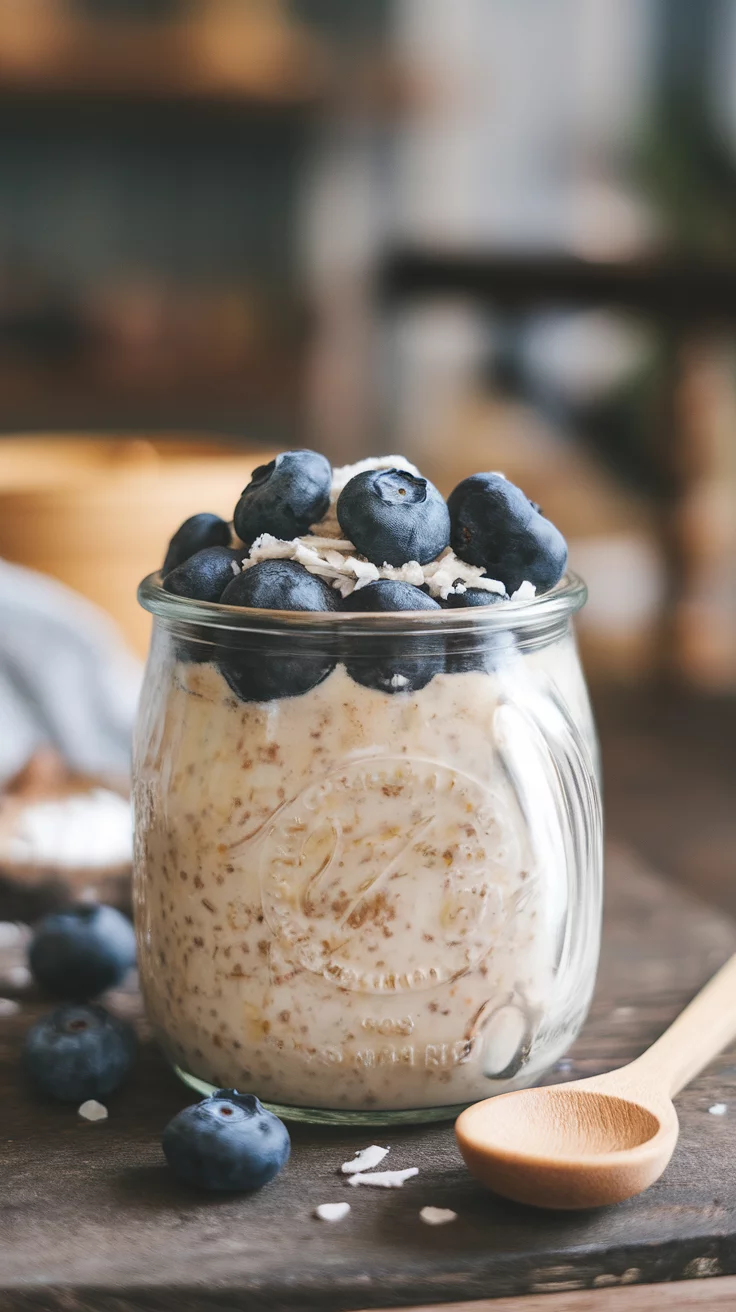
[494,678,603,1028]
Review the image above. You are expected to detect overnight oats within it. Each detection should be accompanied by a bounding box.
[134,452,602,1123]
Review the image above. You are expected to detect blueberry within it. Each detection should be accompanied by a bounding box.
[341,580,444,694]
[218,559,339,702]
[163,513,231,576]
[29,904,136,1001]
[233,450,332,545]
[24,1003,136,1102]
[162,1090,290,1193]
[446,625,517,677]
[163,546,242,602]
[337,468,450,567]
[448,473,567,594]
[444,587,509,608]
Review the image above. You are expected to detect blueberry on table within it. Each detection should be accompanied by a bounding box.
[337,468,450,566]
[163,546,242,602]
[341,579,445,694]
[162,1090,290,1192]
[448,473,567,595]
[24,1003,136,1102]
[233,450,332,545]
[218,559,339,702]
[29,904,136,1001]
[162,513,231,576]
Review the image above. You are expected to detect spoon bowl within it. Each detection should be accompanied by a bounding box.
[456,953,736,1210]
[456,1081,678,1209]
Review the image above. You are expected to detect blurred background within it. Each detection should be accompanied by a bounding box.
[0,0,733,920]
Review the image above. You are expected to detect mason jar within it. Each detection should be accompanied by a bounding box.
[133,572,602,1125]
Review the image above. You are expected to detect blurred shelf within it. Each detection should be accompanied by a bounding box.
[381,249,736,323]
[0,352,299,429]
[0,1,328,107]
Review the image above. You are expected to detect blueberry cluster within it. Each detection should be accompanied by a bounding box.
[159,450,568,701]
[23,904,137,1102]
[23,906,291,1192]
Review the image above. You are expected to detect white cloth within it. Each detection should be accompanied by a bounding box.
[0,560,142,785]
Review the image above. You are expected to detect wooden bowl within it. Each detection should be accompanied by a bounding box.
[0,435,274,656]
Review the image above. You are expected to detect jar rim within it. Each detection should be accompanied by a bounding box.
[138,570,587,637]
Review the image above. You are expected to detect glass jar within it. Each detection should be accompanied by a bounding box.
[134,572,602,1125]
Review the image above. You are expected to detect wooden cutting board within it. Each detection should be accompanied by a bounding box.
[1,844,735,1312]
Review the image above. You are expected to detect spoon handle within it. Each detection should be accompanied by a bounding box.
[629,953,736,1097]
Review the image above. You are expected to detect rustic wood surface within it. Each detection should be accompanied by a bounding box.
[1,843,735,1312]
[374,1275,736,1312]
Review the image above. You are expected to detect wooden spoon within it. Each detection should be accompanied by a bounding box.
[456,953,736,1210]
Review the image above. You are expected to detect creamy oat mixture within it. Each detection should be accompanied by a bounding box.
[134,633,594,1111]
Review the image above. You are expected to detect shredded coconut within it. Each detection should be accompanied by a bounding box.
[708,1103,727,1116]
[347,1167,418,1189]
[241,536,511,603]
[315,1202,351,1221]
[341,1145,390,1175]
[420,1207,458,1226]
[78,1100,108,1121]
[3,789,132,869]
[511,580,537,602]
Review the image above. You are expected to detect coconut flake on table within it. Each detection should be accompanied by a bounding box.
[78,1100,108,1122]
[420,1207,458,1226]
[347,1167,418,1189]
[315,1202,351,1222]
[341,1145,390,1175]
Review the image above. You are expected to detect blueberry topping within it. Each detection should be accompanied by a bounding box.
[337,469,450,567]
[218,560,338,702]
[448,473,567,594]
[443,583,516,673]
[29,904,136,1002]
[233,450,332,545]
[163,547,242,602]
[163,513,231,576]
[24,1003,136,1102]
[446,626,517,676]
[162,1089,290,1193]
[344,579,437,613]
[341,580,444,694]
[444,587,509,608]
[220,558,339,614]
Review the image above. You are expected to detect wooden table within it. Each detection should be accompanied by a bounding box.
[1,844,735,1312]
